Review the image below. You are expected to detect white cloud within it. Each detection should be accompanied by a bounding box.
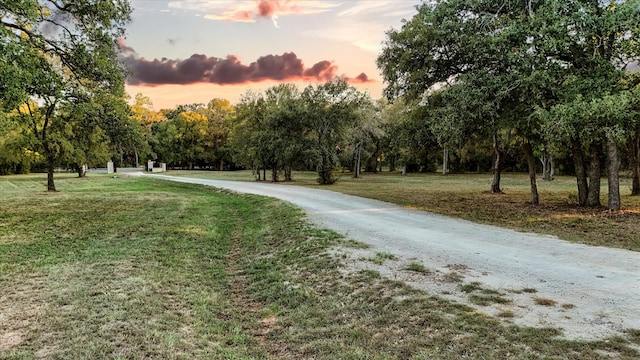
[306,1,419,54]
[305,21,385,54]
[337,0,417,17]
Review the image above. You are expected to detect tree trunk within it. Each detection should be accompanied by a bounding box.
[607,137,620,211]
[262,167,266,181]
[490,134,504,194]
[367,141,380,173]
[219,158,225,171]
[317,150,334,184]
[522,140,539,205]
[540,151,554,181]
[571,137,588,206]
[401,165,406,176]
[77,164,86,178]
[47,163,56,192]
[586,140,602,207]
[389,156,396,172]
[284,166,292,181]
[354,142,362,178]
[628,130,640,196]
[442,147,448,176]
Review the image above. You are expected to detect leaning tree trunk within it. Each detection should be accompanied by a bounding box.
[607,137,621,211]
[490,134,504,194]
[571,137,588,206]
[628,130,640,196]
[522,140,539,205]
[586,140,602,207]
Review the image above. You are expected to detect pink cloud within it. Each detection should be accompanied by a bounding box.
[200,0,337,25]
[117,39,372,86]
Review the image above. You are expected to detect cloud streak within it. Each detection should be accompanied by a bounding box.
[118,39,373,86]
[168,0,338,27]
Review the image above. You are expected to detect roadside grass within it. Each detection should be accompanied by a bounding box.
[168,170,640,251]
[368,251,397,265]
[2,173,639,358]
[404,261,430,274]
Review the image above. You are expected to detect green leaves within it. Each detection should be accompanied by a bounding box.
[231,80,370,184]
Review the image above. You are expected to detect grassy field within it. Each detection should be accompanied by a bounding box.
[1,173,639,359]
[167,170,640,252]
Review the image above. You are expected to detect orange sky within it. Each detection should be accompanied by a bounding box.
[123,0,420,109]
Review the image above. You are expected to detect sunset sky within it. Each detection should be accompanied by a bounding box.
[121,0,422,110]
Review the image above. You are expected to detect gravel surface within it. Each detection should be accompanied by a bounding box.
[140,173,640,340]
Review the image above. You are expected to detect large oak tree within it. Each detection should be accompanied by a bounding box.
[1,0,131,190]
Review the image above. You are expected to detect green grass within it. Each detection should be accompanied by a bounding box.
[368,251,396,265]
[167,170,640,251]
[405,261,430,274]
[1,173,639,359]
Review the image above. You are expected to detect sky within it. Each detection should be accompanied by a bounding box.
[121,0,423,110]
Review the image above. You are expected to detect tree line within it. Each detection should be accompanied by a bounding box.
[2,0,639,211]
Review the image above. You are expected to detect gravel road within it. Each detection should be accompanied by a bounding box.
[139,173,640,340]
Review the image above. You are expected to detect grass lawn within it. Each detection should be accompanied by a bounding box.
[1,173,639,359]
[167,170,640,252]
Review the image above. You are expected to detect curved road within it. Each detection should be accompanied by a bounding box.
[139,173,640,340]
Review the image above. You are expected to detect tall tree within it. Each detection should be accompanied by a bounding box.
[302,80,368,184]
[130,93,165,166]
[0,0,131,190]
[230,91,270,179]
[204,98,235,171]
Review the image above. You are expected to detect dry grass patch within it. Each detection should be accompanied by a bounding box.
[0,272,49,352]
[534,297,558,307]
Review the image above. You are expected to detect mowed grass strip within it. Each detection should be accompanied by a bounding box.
[1,174,639,359]
[169,170,640,251]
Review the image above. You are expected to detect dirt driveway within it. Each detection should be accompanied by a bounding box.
[141,173,640,340]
